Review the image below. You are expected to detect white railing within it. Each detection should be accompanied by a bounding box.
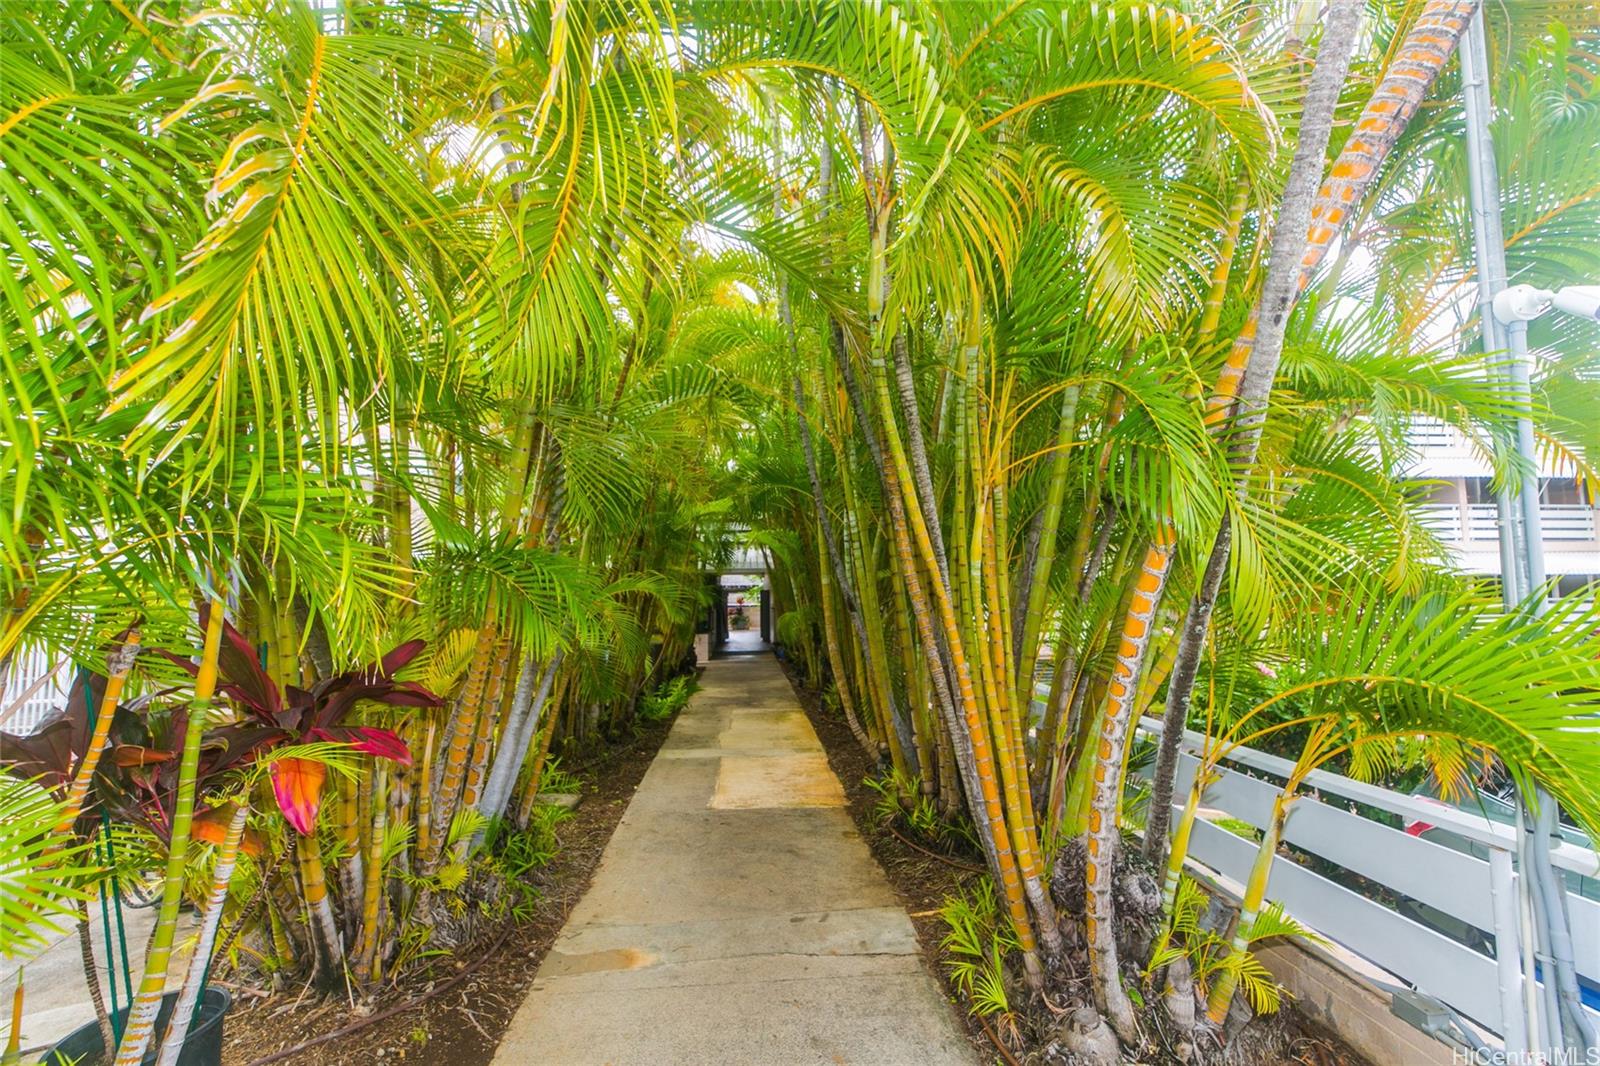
[0,646,69,735]
[1468,503,1503,541]
[1542,505,1598,542]
[1412,419,1464,453]
[1419,504,1464,540]
[1419,503,1598,545]
[1138,716,1600,1043]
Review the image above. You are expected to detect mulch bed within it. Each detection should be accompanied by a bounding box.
[219,711,678,1066]
[777,654,1373,1066]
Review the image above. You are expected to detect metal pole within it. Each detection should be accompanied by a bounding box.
[1459,8,1570,1056]
[1459,3,1529,606]
[1462,9,1596,1054]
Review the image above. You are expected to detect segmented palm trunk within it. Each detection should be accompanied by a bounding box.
[157,803,248,1066]
[978,476,1063,957]
[76,897,114,1053]
[1205,790,1292,1022]
[353,768,387,988]
[851,287,1021,925]
[1210,0,1478,418]
[836,454,892,752]
[934,699,960,818]
[1084,0,1375,1039]
[455,633,514,844]
[298,832,344,989]
[427,612,497,865]
[854,533,908,773]
[414,718,438,860]
[115,597,225,1066]
[57,630,141,833]
[430,407,537,864]
[1142,178,1245,862]
[5,971,23,1065]
[479,655,540,826]
[1012,387,1081,720]
[1152,2,1479,865]
[1146,775,1210,974]
[1145,522,1232,861]
[480,652,563,825]
[263,841,308,964]
[816,524,873,754]
[890,563,934,793]
[336,780,363,942]
[794,373,879,732]
[869,300,1043,976]
[1084,533,1177,1042]
[514,673,567,828]
[265,893,297,970]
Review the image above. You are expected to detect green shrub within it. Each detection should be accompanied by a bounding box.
[639,674,698,722]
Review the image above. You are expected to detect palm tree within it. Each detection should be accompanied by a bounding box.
[2,2,1597,1062]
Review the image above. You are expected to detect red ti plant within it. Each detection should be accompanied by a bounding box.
[155,618,440,835]
[1,673,262,861]
[0,675,165,836]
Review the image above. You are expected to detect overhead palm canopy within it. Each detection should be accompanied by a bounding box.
[2,0,1598,1061]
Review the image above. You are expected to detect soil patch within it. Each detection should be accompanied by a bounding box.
[219,710,678,1066]
[777,655,1375,1066]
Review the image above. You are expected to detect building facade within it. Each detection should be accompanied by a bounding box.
[1409,419,1600,598]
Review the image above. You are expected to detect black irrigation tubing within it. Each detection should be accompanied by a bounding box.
[242,925,515,1066]
[880,822,987,873]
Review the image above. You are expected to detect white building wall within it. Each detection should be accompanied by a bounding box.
[1406,419,1600,588]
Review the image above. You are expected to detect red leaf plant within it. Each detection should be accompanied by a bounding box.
[153,613,441,835]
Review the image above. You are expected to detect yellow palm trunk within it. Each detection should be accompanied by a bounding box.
[427,605,497,864]
[414,717,437,860]
[863,264,1040,973]
[115,597,225,1066]
[57,628,141,834]
[816,520,872,754]
[1205,790,1291,1022]
[297,832,344,986]
[429,406,537,863]
[458,633,514,822]
[156,802,248,1066]
[354,767,387,987]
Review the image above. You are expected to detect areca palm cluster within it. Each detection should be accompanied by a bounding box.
[708,0,1600,1055]
[2,1,739,1059]
[2,0,1599,1062]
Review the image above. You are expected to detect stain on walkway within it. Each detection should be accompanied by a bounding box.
[492,654,974,1066]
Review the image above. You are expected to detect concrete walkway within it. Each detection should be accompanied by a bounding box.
[493,654,974,1066]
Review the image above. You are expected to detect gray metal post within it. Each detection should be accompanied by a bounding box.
[1459,4,1529,606]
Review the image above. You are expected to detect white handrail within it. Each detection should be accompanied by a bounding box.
[1138,715,1600,877]
[1131,715,1600,1040]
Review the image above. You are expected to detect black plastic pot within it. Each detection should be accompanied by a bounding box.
[44,987,232,1066]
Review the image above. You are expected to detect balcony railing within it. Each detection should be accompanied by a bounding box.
[1419,503,1598,544]
[0,646,68,735]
